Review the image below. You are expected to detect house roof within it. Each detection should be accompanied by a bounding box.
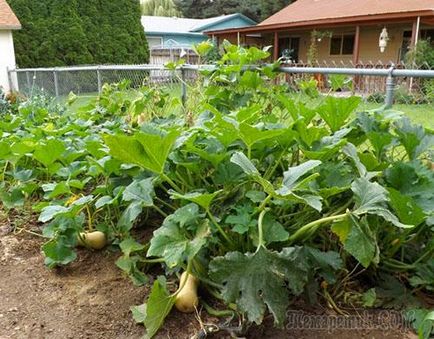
[0,0,20,30]
[260,0,434,26]
[205,0,434,35]
[141,13,256,36]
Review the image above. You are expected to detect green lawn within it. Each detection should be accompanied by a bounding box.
[360,102,434,129]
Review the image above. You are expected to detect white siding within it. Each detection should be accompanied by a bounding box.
[0,30,18,92]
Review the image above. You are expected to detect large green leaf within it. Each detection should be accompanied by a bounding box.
[351,178,412,228]
[39,205,70,223]
[0,187,25,209]
[275,161,322,211]
[331,215,379,268]
[395,117,434,160]
[209,247,308,325]
[385,161,434,214]
[277,160,321,192]
[117,201,144,232]
[317,96,361,132]
[33,139,66,167]
[388,188,426,226]
[239,123,284,149]
[132,277,175,338]
[343,143,367,178]
[123,178,155,207]
[302,128,351,161]
[105,130,179,174]
[230,151,259,176]
[231,152,322,211]
[169,190,221,210]
[276,95,316,123]
[42,234,77,268]
[147,219,210,268]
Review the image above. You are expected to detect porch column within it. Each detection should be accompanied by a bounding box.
[352,25,360,65]
[237,32,240,46]
[273,32,279,61]
[410,17,421,49]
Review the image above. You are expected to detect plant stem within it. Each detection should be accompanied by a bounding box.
[202,300,235,318]
[155,197,177,211]
[153,205,168,218]
[161,173,183,193]
[264,150,285,180]
[256,209,268,251]
[413,247,434,265]
[288,213,347,243]
[258,194,272,212]
[139,258,165,264]
[206,209,234,248]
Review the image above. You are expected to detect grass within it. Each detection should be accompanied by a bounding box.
[361,102,434,129]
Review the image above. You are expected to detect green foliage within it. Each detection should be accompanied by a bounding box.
[0,44,433,337]
[405,308,434,339]
[405,39,434,69]
[141,0,181,16]
[131,277,176,338]
[174,0,292,22]
[8,0,149,67]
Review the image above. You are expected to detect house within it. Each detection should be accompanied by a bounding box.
[204,0,434,66]
[141,14,256,63]
[0,0,20,93]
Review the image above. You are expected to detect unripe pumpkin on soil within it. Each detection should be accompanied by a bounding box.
[175,272,199,313]
[77,231,107,250]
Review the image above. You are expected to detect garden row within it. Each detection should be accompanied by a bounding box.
[0,44,433,338]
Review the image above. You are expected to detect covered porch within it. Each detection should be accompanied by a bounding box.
[206,15,434,66]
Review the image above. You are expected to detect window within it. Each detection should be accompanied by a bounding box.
[147,37,163,48]
[330,34,355,55]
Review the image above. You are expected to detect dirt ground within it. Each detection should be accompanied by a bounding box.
[0,213,419,339]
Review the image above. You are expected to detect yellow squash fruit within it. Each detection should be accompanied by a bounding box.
[175,272,199,313]
[77,231,107,250]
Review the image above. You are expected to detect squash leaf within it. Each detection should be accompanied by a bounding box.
[352,178,412,228]
[210,247,308,325]
[105,130,179,174]
[132,277,175,338]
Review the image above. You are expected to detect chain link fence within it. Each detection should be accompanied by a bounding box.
[7,62,434,109]
[9,65,198,99]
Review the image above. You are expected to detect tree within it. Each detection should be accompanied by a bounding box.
[141,0,181,17]
[173,0,212,19]
[8,0,149,67]
[175,0,292,22]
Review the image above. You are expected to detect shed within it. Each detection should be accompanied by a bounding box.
[0,0,20,93]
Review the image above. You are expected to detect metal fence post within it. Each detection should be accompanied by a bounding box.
[26,71,31,92]
[180,66,187,106]
[53,69,59,98]
[6,67,13,92]
[384,66,395,109]
[97,67,102,94]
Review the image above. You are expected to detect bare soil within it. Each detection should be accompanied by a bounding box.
[0,212,418,339]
